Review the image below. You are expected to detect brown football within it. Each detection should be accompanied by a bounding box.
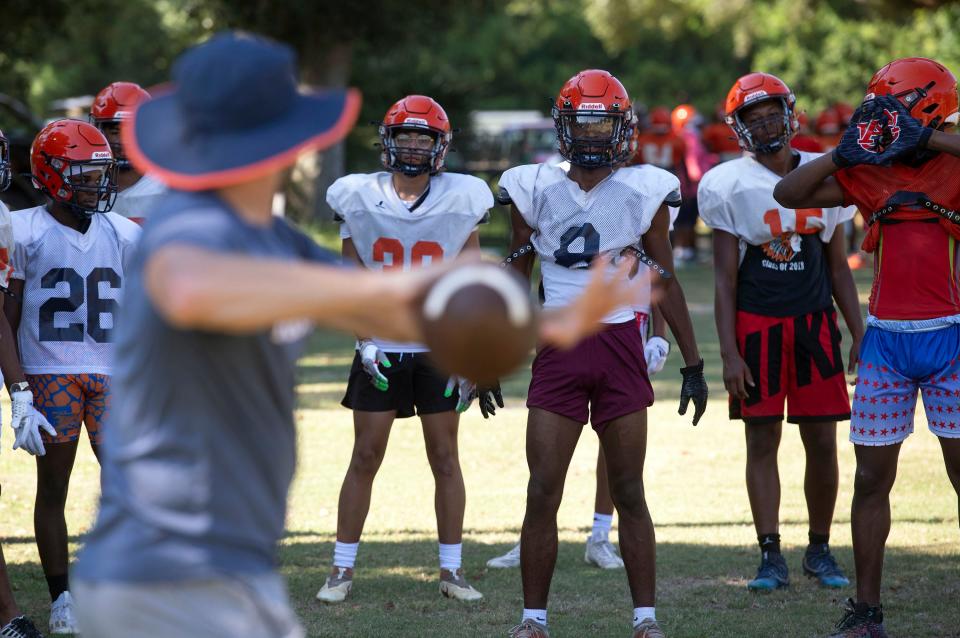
[418,263,536,385]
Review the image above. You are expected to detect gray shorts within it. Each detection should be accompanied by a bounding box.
[74,573,304,638]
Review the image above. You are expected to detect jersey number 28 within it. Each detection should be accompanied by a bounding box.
[39,267,120,343]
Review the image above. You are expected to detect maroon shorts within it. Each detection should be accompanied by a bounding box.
[729,308,851,424]
[527,320,654,432]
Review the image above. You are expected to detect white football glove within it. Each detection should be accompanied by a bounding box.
[644,336,671,376]
[10,390,56,456]
[445,377,476,413]
[359,341,391,392]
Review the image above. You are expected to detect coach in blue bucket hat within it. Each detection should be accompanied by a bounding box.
[123,30,360,189]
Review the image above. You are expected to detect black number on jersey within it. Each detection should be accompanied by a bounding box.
[554,223,600,268]
[39,267,121,343]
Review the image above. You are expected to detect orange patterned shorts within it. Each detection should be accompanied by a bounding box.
[26,374,110,445]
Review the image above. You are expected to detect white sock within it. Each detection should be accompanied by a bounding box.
[633,607,656,626]
[333,541,359,569]
[591,512,613,542]
[438,542,462,571]
[522,609,547,626]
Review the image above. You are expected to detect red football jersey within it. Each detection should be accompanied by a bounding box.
[835,153,960,321]
[790,134,824,152]
[631,132,686,173]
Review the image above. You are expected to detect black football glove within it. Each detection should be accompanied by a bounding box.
[832,95,932,168]
[679,359,708,426]
[478,383,504,419]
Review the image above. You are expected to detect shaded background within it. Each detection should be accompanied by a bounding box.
[1,0,959,221]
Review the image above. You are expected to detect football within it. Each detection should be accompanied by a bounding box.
[418,263,536,384]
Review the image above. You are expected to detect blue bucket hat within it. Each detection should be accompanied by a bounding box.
[123,31,361,190]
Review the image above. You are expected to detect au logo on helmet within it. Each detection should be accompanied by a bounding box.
[857,108,900,153]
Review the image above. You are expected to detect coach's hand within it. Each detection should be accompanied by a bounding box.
[10,390,56,456]
[445,377,476,413]
[722,351,755,400]
[644,336,670,376]
[359,340,391,392]
[679,359,708,426]
[477,383,504,419]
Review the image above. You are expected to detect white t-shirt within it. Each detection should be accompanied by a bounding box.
[499,163,680,323]
[10,207,141,374]
[698,151,856,263]
[327,171,493,352]
[109,174,167,225]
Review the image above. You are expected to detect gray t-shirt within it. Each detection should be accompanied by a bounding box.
[74,191,336,583]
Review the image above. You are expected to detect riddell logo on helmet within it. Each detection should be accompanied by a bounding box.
[744,90,769,103]
[577,102,606,110]
[857,109,900,153]
[403,117,429,126]
[91,151,112,159]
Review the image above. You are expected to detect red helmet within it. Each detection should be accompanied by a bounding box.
[671,104,697,133]
[724,72,797,154]
[815,108,841,135]
[832,102,854,126]
[0,129,11,192]
[31,119,118,216]
[379,95,451,176]
[90,82,151,168]
[648,106,672,129]
[552,69,633,167]
[866,57,959,129]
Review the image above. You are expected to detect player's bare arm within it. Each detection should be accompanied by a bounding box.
[825,227,864,375]
[642,204,700,366]
[713,228,754,400]
[507,204,535,281]
[772,153,845,209]
[642,203,708,424]
[925,127,960,155]
[1,280,22,360]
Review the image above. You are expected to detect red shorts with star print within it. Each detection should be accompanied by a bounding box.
[850,324,960,446]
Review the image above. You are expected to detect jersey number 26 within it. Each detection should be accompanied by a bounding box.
[39,267,120,343]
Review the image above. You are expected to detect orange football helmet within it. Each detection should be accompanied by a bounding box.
[379,95,451,176]
[671,104,697,133]
[90,81,151,168]
[31,119,117,216]
[552,69,633,167]
[724,72,797,154]
[648,106,672,131]
[866,57,958,129]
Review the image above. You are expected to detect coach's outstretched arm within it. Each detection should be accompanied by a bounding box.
[642,204,708,425]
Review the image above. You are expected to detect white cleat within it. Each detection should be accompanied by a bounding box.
[584,537,625,569]
[315,567,353,603]
[49,591,79,635]
[485,542,521,568]
[439,568,483,601]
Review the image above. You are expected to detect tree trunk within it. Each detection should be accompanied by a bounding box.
[296,41,352,222]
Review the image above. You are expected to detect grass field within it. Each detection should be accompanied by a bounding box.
[1,260,958,637]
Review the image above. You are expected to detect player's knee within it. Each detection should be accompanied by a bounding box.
[609,477,647,515]
[36,475,70,506]
[526,475,563,514]
[853,462,895,497]
[745,429,779,460]
[348,446,386,478]
[426,448,460,480]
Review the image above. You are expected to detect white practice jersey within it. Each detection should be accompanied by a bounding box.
[698,151,856,262]
[499,162,680,323]
[109,174,167,225]
[328,171,493,352]
[10,207,142,375]
[0,200,15,290]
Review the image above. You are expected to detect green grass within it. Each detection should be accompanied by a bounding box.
[2,261,958,637]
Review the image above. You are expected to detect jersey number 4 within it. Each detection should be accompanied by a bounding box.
[372,238,443,270]
[39,267,120,343]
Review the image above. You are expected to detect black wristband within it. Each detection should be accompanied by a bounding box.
[680,359,704,375]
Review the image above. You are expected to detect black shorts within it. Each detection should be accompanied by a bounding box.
[341,351,459,418]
